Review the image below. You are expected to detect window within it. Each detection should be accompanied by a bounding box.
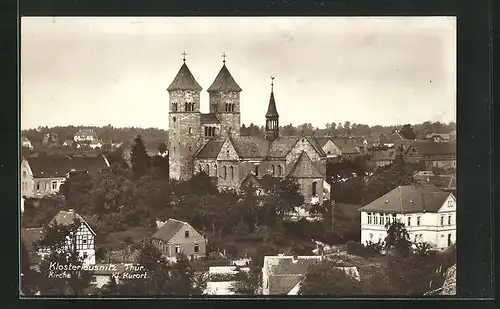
[407,216,411,226]
[272,165,275,175]
[206,164,210,175]
[392,214,397,223]
[185,230,189,238]
[212,103,217,112]
[367,213,372,224]
[188,127,192,135]
[380,215,385,226]
[440,216,444,226]
[448,200,453,207]
[254,165,259,177]
[172,103,178,112]
[198,164,202,173]
[278,165,282,176]
[374,215,378,225]
[417,216,421,226]
[230,166,234,179]
[312,182,317,196]
[189,146,192,151]
[447,234,452,246]
[83,239,87,244]
[36,183,40,190]
[175,246,180,254]
[448,215,452,225]
[83,252,88,259]
[52,181,57,190]
[173,117,176,123]
[22,171,26,178]
[194,244,199,253]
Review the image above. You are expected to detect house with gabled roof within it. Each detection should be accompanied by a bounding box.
[20,155,110,198]
[167,56,329,205]
[370,148,396,168]
[151,218,207,259]
[404,141,456,169]
[261,255,360,295]
[358,185,456,249]
[74,128,98,143]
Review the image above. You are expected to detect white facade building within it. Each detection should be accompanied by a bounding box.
[358,185,456,249]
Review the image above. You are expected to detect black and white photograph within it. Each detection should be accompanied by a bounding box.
[20,16,457,297]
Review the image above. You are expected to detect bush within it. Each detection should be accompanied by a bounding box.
[346,241,381,257]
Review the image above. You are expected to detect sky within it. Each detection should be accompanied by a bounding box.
[21,17,456,130]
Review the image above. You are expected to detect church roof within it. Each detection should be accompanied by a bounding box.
[229,136,270,158]
[201,113,221,124]
[167,63,202,92]
[331,138,360,155]
[196,139,225,159]
[265,92,279,117]
[288,151,323,178]
[207,64,242,93]
[267,137,302,158]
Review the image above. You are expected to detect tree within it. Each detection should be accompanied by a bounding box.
[34,219,93,295]
[20,240,40,295]
[259,176,304,226]
[400,124,416,140]
[59,172,94,214]
[231,270,260,295]
[384,220,412,258]
[361,157,415,205]
[299,260,362,295]
[130,135,151,179]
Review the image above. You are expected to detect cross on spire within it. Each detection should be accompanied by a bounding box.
[271,76,275,92]
[182,51,187,62]
[222,53,227,64]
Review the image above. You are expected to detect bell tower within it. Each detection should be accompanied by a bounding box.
[208,53,242,137]
[167,52,202,181]
[265,76,279,141]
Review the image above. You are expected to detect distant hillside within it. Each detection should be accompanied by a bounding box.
[21,126,168,151]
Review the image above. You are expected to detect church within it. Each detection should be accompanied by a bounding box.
[167,54,329,205]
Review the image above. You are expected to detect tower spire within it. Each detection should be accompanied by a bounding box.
[265,76,279,141]
[271,76,274,93]
[222,52,227,64]
[182,51,187,63]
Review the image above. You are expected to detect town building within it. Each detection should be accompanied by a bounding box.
[20,155,110,198]
[151,218,207,259]
[370,148,396,169]
[358,185,456,249]
[261,255,360,295]
[74,128,98,143]
[167,56,328,205]
[425,133,451,143]
[35,209,97,265]
[315,137,360,160]
[404,141,456,169]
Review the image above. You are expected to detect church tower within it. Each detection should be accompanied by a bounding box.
[167,52,202,181]
[207,53,242,137]
[265,76,279,141]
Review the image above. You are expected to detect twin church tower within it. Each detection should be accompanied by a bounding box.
[167,53,279,181]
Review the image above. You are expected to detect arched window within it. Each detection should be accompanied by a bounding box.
[184,102,188,111]
[228,127,232,134]
[278,165,282,176]
[198,164,202,173]
[188,127,192,135]
[173,117,176,123]
[206,164,210,175]
[254,165,259,177]
[312,182,317,196]
[223,166,227,179]
[215,164,217,175]
[272,165,275,175]
[172,103,178,112]
[230,166,234,179]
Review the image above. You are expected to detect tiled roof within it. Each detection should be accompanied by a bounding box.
[306,136,327,157]
[288,151,323,178]
[358,185,451,213]
[331,138,359,155]
[200,113,221,124]
[314,137,332,148]
[50,210,96,235]
[26,155,109,178]
[371,149,395,161]
[229,136,270,158]
[378,132,406,144]
[268,136,301,158]
[265,92,279,117]
[264,256,322,295]
[416,175,456,190]
[195,139,225,159]
[407,141,456,156]
[167,63,203,92]
[425,133,450,140]
[207,64,242,93]
[152,218,186,242]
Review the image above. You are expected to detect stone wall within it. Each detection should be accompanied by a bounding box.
[209,92,241,137]
[168,90,202,180]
